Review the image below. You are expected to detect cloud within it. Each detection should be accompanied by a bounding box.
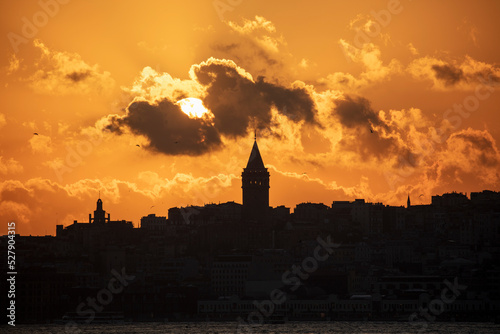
[0,157,23,174]
[0,172,239,236]
[227,16,284,53]
[192,58,318,136]
[127,66,203,103]
[335,95,385,129]
[228,15,276,34]
[105,99,221,156]
[29,134,53,154]
[27,40,114,95]
[136,170,239,204]
[408,55,500,90]
[299,58,311,69]
[321,41,401,91]
[103,57,318,155]
[431,64,464,86]
[439,128,500,184]
[0,178,113,235]
[408,43,419,56]
[381,128,500,199]
[268,164,371,200]
[347,13,391,43]
[0,201,31,231]
[6,54,20,75]
[457,18,479,47]
[378,107,444,160]
[206,16,291,81]
[332,95,414,163]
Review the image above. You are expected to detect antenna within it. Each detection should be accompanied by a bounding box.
[254,128,257,141]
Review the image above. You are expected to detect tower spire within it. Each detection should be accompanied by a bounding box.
[254,128,257,141]
[242,133,270,223]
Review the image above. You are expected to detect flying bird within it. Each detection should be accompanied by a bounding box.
[136,144,140,147]
[370,128,374,133]
[419,194,424,198]
[33,132,38,135]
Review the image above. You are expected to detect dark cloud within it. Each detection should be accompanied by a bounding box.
[255,77,317,123]
[452,131,499,167]
[103,58,319,156]
[212,43,239,53]
[212,42,280,68]
[66,70,92,83]
[339,130,407,162]
[334,95,408,161]
[105,99,221,156]
[191,59,317,138]
[468,68,500,86]
[436,129,500,187]
[431,64,464,86]
[28,40,114,95]
[0,183,32,204]
[334,95,385,129]
[431,63,500,87]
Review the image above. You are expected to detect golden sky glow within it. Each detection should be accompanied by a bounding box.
[1,0,500,235]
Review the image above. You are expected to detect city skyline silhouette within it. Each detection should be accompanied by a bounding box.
[47,135,500,233]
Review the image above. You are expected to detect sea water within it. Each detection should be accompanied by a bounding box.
[1,321,498,333]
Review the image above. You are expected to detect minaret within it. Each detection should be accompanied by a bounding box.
[241,131,270,222]
[93,197,107,224]
[407,193,411,208]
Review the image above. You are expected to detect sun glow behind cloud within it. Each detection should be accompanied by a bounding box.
[177,97,213,119]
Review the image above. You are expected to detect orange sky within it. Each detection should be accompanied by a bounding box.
[1,0,499,235]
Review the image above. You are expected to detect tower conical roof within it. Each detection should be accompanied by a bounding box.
[246,140,265,169]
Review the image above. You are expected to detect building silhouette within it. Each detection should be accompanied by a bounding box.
[55,197,134,252]
[91,197,110,224]
[241,135,270,222]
